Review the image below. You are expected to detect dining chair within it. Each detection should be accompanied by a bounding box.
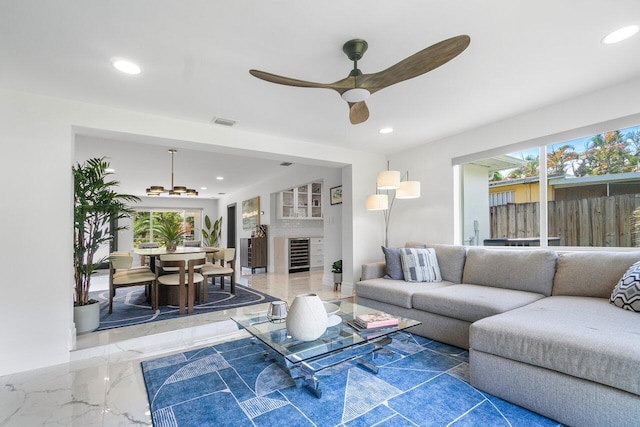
[183,240,202,247]
[137,242,160,266]
[109,254,157,314]
[200,248,236,301]
[157,252,206,315]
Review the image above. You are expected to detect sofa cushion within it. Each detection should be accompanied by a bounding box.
[462,248,557,296]
[399,248,442,282]
[610,260,640,312]
[356,278,452,309]
[470,296,640,396]
[381,246,404,280]
[412,284,545,323]
[553,251,640,298]
[405,242,467,284]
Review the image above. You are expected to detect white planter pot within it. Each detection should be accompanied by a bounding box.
[74,301,100,334]
[286,293,327,341]
[333,273,342,284]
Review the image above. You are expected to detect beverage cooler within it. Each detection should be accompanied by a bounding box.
[289,238,310,272]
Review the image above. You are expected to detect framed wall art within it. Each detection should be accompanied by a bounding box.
[242,196,260,230]
[330,185,343,205]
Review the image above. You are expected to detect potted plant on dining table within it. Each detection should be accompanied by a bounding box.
[153,216,185,252]
[74,157,139,334]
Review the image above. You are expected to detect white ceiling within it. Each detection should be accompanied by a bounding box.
[3,1,640,195]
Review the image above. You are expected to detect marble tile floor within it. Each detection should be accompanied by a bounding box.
[1,270,349,426]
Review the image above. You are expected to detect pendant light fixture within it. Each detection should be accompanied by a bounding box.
[146,149,198,196]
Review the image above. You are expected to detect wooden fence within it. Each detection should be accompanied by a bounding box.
[489,194,640,247]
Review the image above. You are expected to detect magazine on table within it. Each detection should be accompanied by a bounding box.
[354,312,399,329]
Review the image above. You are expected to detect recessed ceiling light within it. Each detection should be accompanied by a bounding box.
[216,176,224,180]
[602,25,639,44]
[105,168,115,173]
[379,127,394,134]
[200,187,207,190]
[111,58,141,74]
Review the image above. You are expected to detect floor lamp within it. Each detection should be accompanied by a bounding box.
[366,166,420,247]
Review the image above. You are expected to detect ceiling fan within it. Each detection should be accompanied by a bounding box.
[250,35,470,125]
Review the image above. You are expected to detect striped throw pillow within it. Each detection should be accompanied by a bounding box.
[400,248,442,283]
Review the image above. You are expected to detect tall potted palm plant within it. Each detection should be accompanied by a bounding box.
[74,158,140,333]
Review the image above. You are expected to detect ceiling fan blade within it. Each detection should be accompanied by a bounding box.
[349,101,369,124]
[250,69,337,89]
[359,35,470,94]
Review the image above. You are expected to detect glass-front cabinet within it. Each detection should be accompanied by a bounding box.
[278,181,323,219]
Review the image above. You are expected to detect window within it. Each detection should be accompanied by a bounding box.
[133,209,202,247]
[461,124,640,248]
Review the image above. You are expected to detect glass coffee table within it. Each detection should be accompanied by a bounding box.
[231,300,421,398]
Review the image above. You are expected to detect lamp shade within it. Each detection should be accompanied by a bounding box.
[377,170,401,190]
[396,180,421,199]
[366,194,389,211]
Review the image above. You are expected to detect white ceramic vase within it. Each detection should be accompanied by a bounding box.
[286,293,328,341]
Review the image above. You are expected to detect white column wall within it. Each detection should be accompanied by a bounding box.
[462,164,490,246]
[0,88,383,376]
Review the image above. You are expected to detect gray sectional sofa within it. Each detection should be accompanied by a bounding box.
[357,243,640,427]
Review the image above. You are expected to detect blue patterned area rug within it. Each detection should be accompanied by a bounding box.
[141,333,562,426]
[91,282,278,331]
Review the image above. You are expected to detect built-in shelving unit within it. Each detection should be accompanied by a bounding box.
[277,181,323,219]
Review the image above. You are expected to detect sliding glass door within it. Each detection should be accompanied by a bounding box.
[133,209,202,248]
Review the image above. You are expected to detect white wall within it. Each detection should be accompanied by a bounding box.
[388,76,640,246]
[0,88,384,376]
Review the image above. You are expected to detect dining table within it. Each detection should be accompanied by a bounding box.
[133,246,219,273]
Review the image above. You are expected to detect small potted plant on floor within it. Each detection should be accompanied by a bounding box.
[153,216,185,252]
[74,157,139,334]
[331,259,342,291]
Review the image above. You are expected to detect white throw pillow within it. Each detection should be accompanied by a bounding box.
[400,247,442,283]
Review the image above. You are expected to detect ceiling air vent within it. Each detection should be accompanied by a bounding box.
[280,162,293,166]
[210,117,237,127]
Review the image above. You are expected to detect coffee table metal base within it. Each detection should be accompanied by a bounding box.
[254,336,393,398]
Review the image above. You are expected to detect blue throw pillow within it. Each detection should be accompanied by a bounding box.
[381,246,404,280]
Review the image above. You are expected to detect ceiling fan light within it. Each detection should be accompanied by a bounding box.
[341,88,370,103]
[366,194,389,211]
[396,180,421,199]
[377,170,401,190]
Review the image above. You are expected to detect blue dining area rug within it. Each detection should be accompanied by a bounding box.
[90,282,278,331]
[140,332,563,426]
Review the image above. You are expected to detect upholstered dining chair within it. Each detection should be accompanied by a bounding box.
[157,252,206,315]
[183,240,202,247]
[109,254,157,314]
[200,248,236,301]
[137,242,160,266]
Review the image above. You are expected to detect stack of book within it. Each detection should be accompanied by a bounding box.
[347,312,399,332]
